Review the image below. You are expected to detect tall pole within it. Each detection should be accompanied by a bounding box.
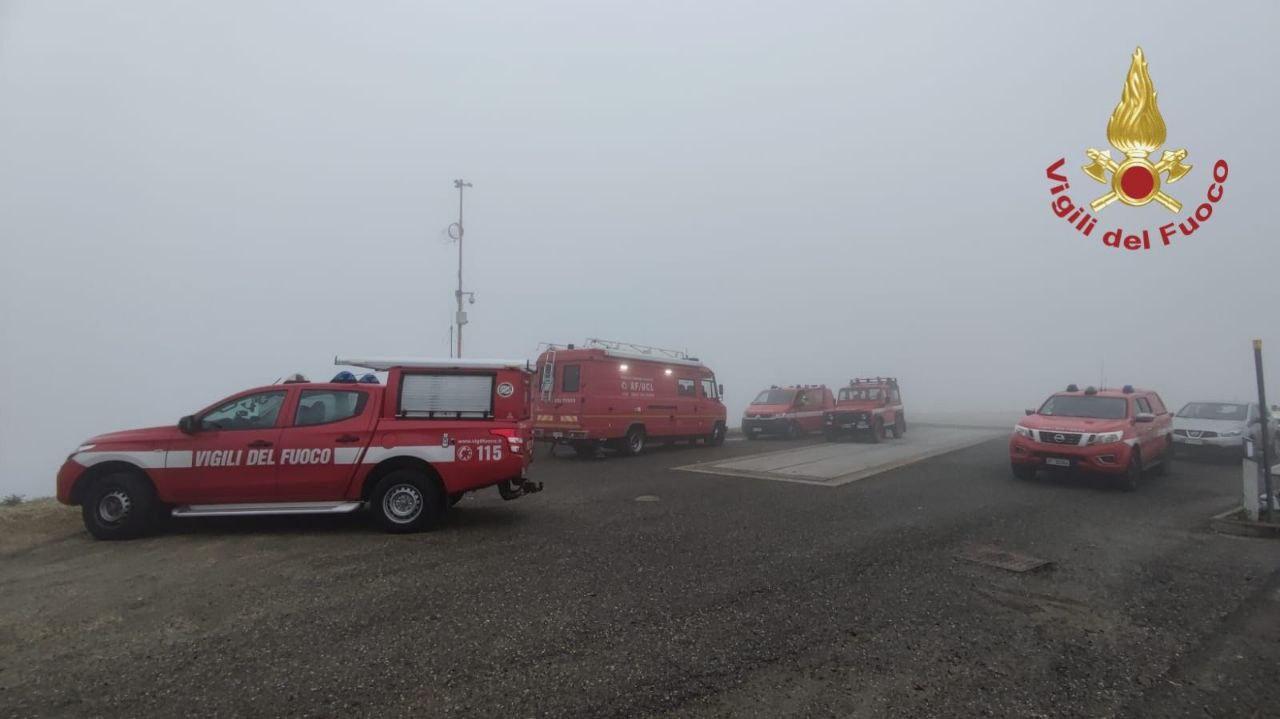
[450,179,472,358]
[1253,339,1273,522]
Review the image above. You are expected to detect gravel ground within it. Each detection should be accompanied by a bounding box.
[0,436,1276,718]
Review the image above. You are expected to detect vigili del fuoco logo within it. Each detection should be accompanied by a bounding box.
[1045,47,1228,250]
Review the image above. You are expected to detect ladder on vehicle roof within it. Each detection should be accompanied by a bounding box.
[540,349,556,402]
[586,338,692,360]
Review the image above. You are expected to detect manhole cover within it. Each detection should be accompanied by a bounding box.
[958,544,1053,573]
[634,495,661,503]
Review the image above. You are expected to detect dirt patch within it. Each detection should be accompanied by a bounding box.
[0,498,82,555]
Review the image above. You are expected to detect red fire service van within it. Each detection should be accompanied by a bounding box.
[57,357,541,540]
[1010,384,1174,491]
[824,377,906,442]
[742,385,835,439]
[532,339,727,457]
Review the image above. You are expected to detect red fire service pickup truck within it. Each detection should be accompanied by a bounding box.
[532,339,727,457]
[742,385,835,439]
[823,377,906,442]
[1010,384,1174,491]
[57,357,542,540]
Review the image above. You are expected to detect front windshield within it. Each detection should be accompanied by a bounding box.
[1038,395,1127,419]
[1177,402,1247,421]
[839,387,883,401]
[752,389,796,405]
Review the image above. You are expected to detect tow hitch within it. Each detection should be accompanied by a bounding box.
[498,479,543,501]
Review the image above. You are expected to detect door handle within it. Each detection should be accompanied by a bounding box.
[335,434,360,443]
[248,440,273,448]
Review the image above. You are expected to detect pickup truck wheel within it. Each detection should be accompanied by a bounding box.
[744,429,759,441]
[785,421,801,440]
[1118,453,1142,492]
[1151,442,1171,477]
[81,472,158,540]
[372,470,441,533]
[621,426,646,456]
[895,414,906,438]
[869,419,884,444]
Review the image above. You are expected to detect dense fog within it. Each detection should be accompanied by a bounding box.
[2,0,1277,496]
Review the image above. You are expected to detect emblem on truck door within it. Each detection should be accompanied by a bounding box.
[497,382,514,398]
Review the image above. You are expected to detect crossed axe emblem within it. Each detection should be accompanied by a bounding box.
[1082,147,1192,213]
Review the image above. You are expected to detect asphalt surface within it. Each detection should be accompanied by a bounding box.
[1,433,1278,718]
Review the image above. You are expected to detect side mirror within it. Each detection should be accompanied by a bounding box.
[1024,408,1034,416]
[178,415,199,434]
[1134,413,1155,423]
[718,384,724,397]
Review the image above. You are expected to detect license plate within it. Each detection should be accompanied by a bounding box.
[1045,457,1071,467]
[551,432,563,439]
[1183,438,1203,446]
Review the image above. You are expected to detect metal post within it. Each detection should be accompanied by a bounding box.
[1253,339,1273,522]
[450,179,472,358]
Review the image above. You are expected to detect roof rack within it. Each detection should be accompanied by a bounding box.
[849,377,898,386]
[586,338,693,361]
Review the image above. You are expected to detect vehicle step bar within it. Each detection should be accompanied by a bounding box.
[170,501,363,518]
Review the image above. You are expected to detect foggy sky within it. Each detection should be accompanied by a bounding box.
[2,0,1278,496]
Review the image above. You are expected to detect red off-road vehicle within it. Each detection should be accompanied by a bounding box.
[823,377,906,442]
[56,357,541,539]
[1010,384,1174,491]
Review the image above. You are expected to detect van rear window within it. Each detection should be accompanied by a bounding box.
[399,374,493,418]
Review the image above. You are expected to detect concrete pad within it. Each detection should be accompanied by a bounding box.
[676,425,1004,486]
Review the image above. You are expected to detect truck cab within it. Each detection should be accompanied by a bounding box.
[57,357,541,540]
[824,377,905,442]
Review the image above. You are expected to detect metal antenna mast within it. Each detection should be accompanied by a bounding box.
[448,179,474,358]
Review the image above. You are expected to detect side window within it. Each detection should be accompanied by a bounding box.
[677,379,695,397]
[200,390,287,431]
[1136,397,1152,414]
[295,390,368,427]
[1148,394,1166,414]
[700,379,717,398]
[890,388,900,403]
[562,365,581,393]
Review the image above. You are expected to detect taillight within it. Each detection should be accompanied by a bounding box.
[490,428,525,454]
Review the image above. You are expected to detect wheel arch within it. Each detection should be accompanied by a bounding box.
[360,456,444,501]
[70,461,153,506]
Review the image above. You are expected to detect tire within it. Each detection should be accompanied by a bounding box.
[81,471,159,540]
[824,429,838,442]
[1118,453,1142,492]
[621,426,646,456]
[371,469,442,533]
[895,414,906,438]
[745,429,759,441]
[706,423,726,447]
[1011,463,1036,481]
[869,419,884,444]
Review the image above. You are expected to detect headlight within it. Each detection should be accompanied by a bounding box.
[1220,429,1243,437]
[1013,425,1034,439]
[1087,431,1123,445]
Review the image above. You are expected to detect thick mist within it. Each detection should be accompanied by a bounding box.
[2,0,1277,496]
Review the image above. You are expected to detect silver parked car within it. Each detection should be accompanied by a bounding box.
[1172,402,1274,457]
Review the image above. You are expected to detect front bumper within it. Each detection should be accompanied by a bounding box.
[742,417,791,435]
[1009,435,1133,475]
[56,460,85,504]
[824,412,873,433]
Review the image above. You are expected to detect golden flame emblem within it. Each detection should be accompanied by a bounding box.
[1082,48,1192,212]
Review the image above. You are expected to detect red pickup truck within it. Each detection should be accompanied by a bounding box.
[56,357,541,539]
